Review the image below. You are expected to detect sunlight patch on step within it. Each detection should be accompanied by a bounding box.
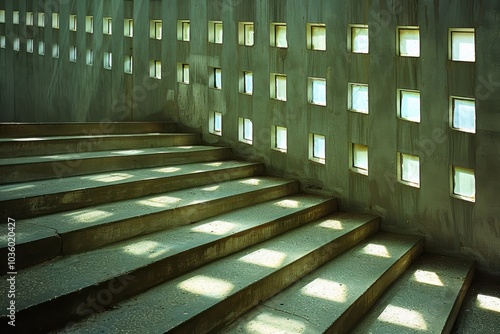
[300,278,347,303]
[0,184,35,192]
[83,173,134,183]
[191,220,236,235]
[205,162,223,167]
[240,179,261,186]
[178,275,234,299]
[64,210,114,223]
[202,185,220,192]
[318,219,344,230]
[361,243,391,258]
[244,312,307,334]
[12,137,44,141]
[137,195,182,208]
[275,199,300,208]
[378,305,428,330]
[476,294,500,313]
[111,149,144,155]
[239,249,287,268]
[177,146,194,149]
[123,240,171,258]
[152,166,181,173]
[413,269,444,286]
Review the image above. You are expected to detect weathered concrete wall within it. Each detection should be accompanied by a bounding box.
[0,0,499,274]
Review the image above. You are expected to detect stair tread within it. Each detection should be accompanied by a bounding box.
[57,212,380,333]
[222,233,423,334]
[0,176,295,247]
[1,195,336,312]
[0,160,258,201]
[0,132,192,143]
[0,145,228,166]
[351,254,474,333]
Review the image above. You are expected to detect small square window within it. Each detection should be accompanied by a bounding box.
[26,12,34,26]
[351,143,368,175]
[398,153,420,187]
[240,71,253,95]
[27,39,34,53]
[451,97,475,133]
[38,41,44,55]
[210,67,222,89]
[273,125,288,152]
[125,19,134,37]
[0,10,5,23]
[69,15,77,31]
[271,23,287,48]
[52,13,59,29]
[150,60,161,79]
[239,22,254,46]
[398,27,420,57]
[13,11,19,24]
[86,49,93,66]
[452,166,475,202]
[104,51,112,69]
[124,55,133,74]
[1,36,6,49]
[209,21,223,44]
[52,43,59,58]
[349,25,369,53]
[69,46,77,62]
[450,29,475,62]
[177,63,190,84]
[85,16,93,33]
[238,118,253,144]
[271,73,286,101]
[13,37,20,51]
[349,83,369,114]
[398,89,420,123]
[178,20,190,41]
[308,78,327,106]
[103,17,112,35]
[37,13,45,27]
[149,20,161,39]
[210,111,222,136]
[307,24,326,51]
[309,133,326,164]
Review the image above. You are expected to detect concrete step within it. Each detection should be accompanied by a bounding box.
[0,132,200,158]
[0,195,342,333]
[53,212,381,334]
[222,233,424,334]
[0,160,263,220]
[351,254,474,334]
[0,122,177,138]
[0,176,300,269]
[0,145,233,184]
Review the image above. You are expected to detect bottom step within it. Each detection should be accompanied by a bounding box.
[222,232,423,334]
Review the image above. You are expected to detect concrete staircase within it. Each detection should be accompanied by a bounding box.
[0,123,474,333]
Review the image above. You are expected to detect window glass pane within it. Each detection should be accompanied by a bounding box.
[352,27,368,53]
[275,25,287,48]
[244,119,253,141]
[453,99,475,133]
[215,23,223,43]
[400,91,420,122]
[215,68,222,88]
[276,76,286,100]
[244,72,253,94]
[245,24,254,45]
[313,135,326,159]
[214,113,222,132]
[353,144,368,171]
[276,126,287,150]
[311,80,326,105]
[351,84,369,113]
[311,26,326,50]
[401,154,420,185]
[182,22,190,41]
[452,31,475,62]
[453,167,475,199]
[183,65,189,83]
[399,29,420,56]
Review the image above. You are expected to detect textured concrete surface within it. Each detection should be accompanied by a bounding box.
[452,273,500,334]
[57,212,379,333]
[222,233,423,334]
[352,254,474,333]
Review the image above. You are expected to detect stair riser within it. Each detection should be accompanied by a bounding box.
[61,181,300,254]
[9,200,337,333]
[325,239,424,334]
[0,123,177,138]
[0,164,264,220]
[0,134,200,158]
[174,219,380,334]
[0,148,233,184]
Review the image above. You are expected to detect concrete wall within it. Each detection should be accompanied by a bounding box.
[1,0,499,274]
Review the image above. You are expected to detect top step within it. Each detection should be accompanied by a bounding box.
[0,122,177,138]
